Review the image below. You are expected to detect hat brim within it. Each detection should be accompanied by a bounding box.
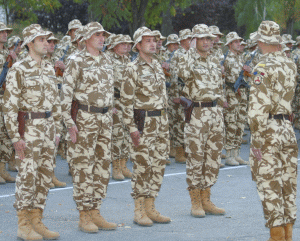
[283,40,296,44]
[192,33,216,40]
[80,29,111,42]
[21,32,52,48]
[251,32,282,45]
[66,25,82,35]
[108,41,128,50]
[179,35,192,41]
[132,33,160,53]
[225,36,243,46]
[0,28,13,35]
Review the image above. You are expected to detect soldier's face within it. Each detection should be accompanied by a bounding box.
[9,42,22,54]
[239,45,245,52]
[196,37,212,53]
[126,43,132,53]
[47,40,56,54]
[285,51,291,58]
[69,28,78,40]
[214,35,221,43]
[229,40,241,53]
[157,39,163,49]
[286,43,293,49]
[180,38,191,50]
[28,36,48,56]
[0,30,8,44]
[137,36,157,55]
[86,32,105,51]
[168,43,179,52]
[114,42,127,55]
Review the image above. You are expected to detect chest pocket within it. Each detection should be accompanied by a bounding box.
[44,75,58,103]
[23,76,42,106]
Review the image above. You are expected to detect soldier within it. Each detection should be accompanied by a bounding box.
[223,32,249,166]
[68,26,85,57]
[61,22,117,233]
[7,36,23,56]
[163,34,179,60]
[239,41,247,55]
[3,24,61,240]
[209,25,224,62]
[169,29,192,163]
[282,34,295,50]
[249,20,298,241]
[124,35,134,58]
[152,30,166,63]
[176,24,226,218]
[120,26,170,226]
[0,22,17,184]
[109,34,132,181]
[292,36,300,129]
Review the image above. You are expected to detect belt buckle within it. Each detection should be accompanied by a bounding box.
[45,111,51,118]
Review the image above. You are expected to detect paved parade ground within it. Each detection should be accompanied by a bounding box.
[1,129,300,241]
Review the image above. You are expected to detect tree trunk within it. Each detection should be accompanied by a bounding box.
[129,0,149,37]
[286,18,294,35]
[161,0,175,36]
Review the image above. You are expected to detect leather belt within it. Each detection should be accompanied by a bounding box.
[194,100,217,108]
[21,111,52,120]
[269,114,289,121]
[146,109,166,117]
[57,83,62,90]
[78,103,109,114]
[0,90,4,95]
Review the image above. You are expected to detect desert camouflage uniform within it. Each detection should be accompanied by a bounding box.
[224,50,247,150]
[178,47,225,189]
[18,49,28,60]
[291,46,300,126]
[61,48,114,211]
[120,55,169,199]
[210,46,223,62]
[248,50,298,228]
[3,54,62,210]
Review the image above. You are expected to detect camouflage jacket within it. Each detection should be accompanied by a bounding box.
[210,46,224,63]
[224,50,243,85]
[18,49,28,61]
[61,48,114,129]
[53,44,77,65]
[0,47,9,95]
[177,47,225,104]
[248,51,297,149]
[153,49,166,64]
[110,51,130,92]
[3,54,62,143]
[120,55,168,133]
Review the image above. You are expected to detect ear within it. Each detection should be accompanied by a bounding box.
[136,42,141,51]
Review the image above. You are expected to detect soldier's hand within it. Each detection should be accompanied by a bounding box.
[130,131,140,147]
[13,140,26,160]
[243,65,251,73]
[223,102,228,108]
[9,50,17,60]
[69,125,78,143]
[162,62,170,70]
[221,66,225,75]
[252,148,262,161]
[173,98,180,104]
[55,136,60,146]
[55,61,65,70]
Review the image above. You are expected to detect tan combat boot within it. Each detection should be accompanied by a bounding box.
[234,149,248,165]
[30,209,60,239]
[52,175,66,188]
[17,210,43,241]
[79,210,98,233]
[175,146,186,164]
[112,159,124,181]
[120,158,132,179]
[144,197,171,223]
[225,149,239,166]
[284,223,293,241]
[268,226,285,241]
[90,209,117,230]
[0,162,15,182]
[188,189,205,218]
[133,197,153,226]
[200,188,225,215]
[7,153,17,172]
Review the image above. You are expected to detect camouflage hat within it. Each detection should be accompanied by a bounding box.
[80,22,110,42]
[71,26,85,44]
[108,34,127,50]
[282,34,295,44]
[248,32,258,48]
[281,43,290,52]
[178,29,192,41]
[7,36,23,49]
[165,34,179,46]
[152,30,166,40]
[251,21,282,45]
[21,24,51,48]
[192,24,216,39]
[105,33,116,46]
[66,19,82,35]
[225,32,243,46]
[241,41,247,46]
[217,40,224,45]
[0,21,12,34]
[209,25,223,36]
[132,27,160,53]
[123,35,134,44]
[47,32,59,44]
[295,36,300,46]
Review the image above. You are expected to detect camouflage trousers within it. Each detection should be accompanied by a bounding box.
[185,106,224,190]
[112,102,129,161]
[250,119,298,228]
[68,109,112,211]
[130,112,169,199]
[14,118,56,211]
[0,111,13,163]
[224,87,248,150]
[292,83,300,124]
[168,101,185,148]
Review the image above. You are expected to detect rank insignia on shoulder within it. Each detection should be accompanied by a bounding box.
[254,75,262,85]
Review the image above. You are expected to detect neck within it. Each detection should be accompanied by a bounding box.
[86,45,100,56]
[29,51,42,66]
[139,51,152,64]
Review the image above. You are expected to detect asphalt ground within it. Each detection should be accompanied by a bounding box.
[1,129,300,241]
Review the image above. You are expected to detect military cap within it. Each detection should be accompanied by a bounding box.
[7,36,23,49]
[281,43,290,52]
[105,33,116,46]
[21,24,51,48]
[241,41,247,46]
[152,30,166,40]
[282,34,295,44]
[192,24,216,39]
[178,29,192,41]
[108,34,127,50]
[132,27,160,53]
[165,34,179,46]
[123,35,134,43]
[80,22,110,42]
[71,26,85,44]
[0,21,12,34]
[295,36,300,46]
[251,21,282,45]
[66,19,82,35]
[47,32,59,44]
[225,32,243,46]
[209,25,223,36]
[217,40,224,45]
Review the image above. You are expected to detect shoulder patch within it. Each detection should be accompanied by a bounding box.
[253,74,263,85]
